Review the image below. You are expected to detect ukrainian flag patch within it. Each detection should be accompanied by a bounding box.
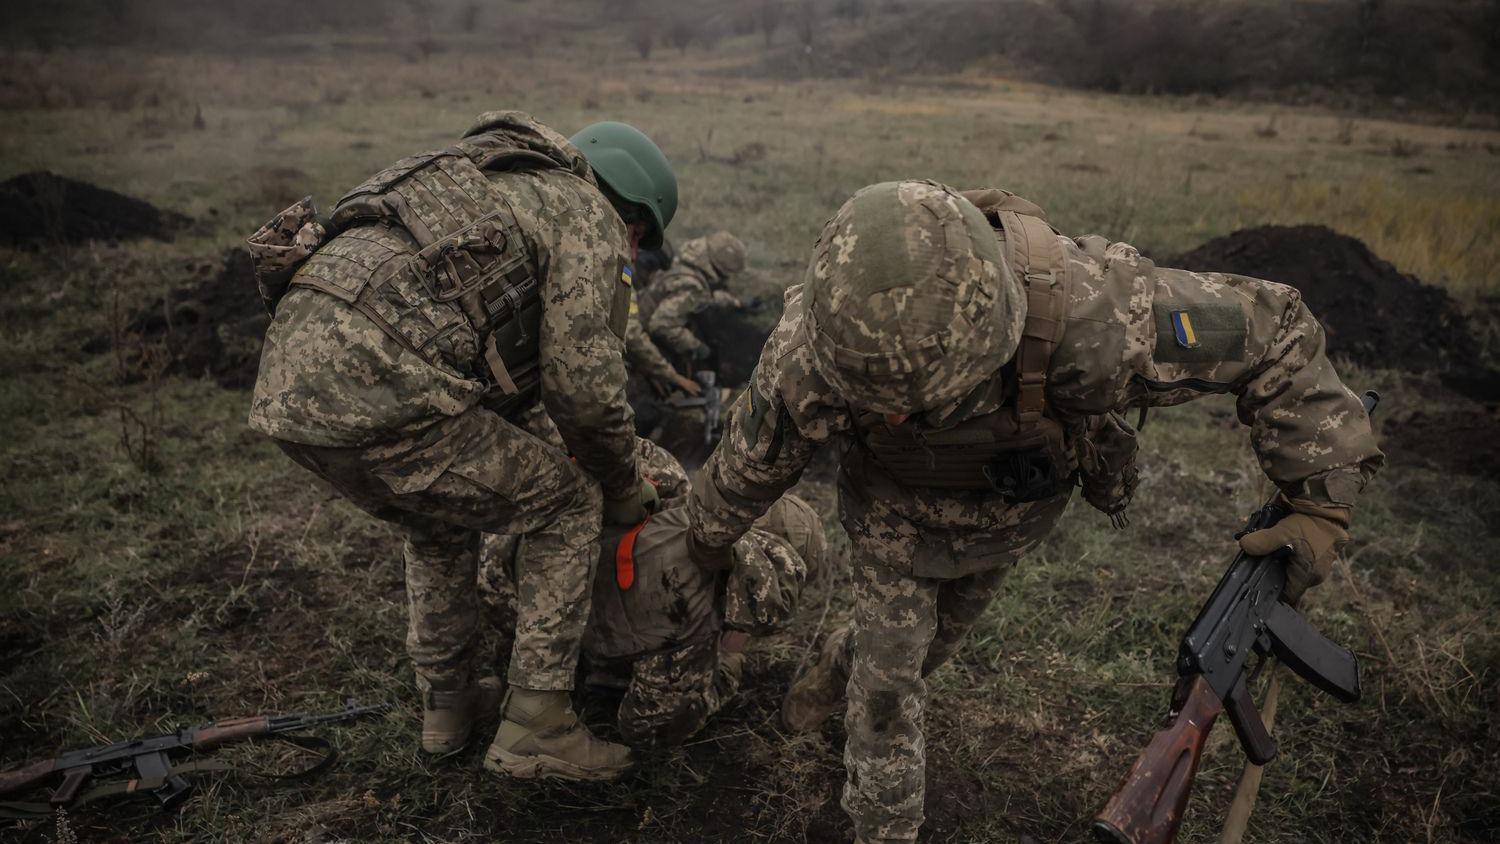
[1152,302,1247,363]
[621,264,634,286]
[1170,310,1199,349]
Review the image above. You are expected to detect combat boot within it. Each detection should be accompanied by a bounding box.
[484,688,632,781]
[422,676,505,754]
[781,626,852,733]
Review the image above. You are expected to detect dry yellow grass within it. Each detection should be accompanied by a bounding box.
[1235,178,1500,291]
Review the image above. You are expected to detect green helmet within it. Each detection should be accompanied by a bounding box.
[570,121,677,250]
[802,180,1026,415]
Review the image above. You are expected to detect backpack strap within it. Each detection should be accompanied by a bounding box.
[994,206,1069,428]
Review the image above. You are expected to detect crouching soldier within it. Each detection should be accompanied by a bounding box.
[481,444,828,747]
[685,181,1383,841]
[246,111,677,781]
[641,231,752,370]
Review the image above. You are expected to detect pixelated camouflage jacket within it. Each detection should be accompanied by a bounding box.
[624,291,678,382]
[584,503,810,663]
[691,209,1384,574]
[644,236,741,358]
[248,115,641,499]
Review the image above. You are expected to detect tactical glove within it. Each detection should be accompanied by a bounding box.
[602,478,660,526]
[1238,497,1352,605]
[687,527,736,573]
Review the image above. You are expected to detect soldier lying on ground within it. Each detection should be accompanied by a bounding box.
[246,111,678,782]
[480,438,828,747]
[685,181,1383,842]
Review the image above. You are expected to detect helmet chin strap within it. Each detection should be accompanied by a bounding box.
[626,223,646,262]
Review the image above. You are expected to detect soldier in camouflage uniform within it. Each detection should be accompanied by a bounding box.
[625,294,703,399]
[481,444,827,747]
[247,112,678,782]
[643,231,751,367]
[684,181,1383,842]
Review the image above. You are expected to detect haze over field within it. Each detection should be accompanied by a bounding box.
[1,2,1498,842]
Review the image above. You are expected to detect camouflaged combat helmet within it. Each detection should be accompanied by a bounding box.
[704,231,748,278]
[803,181,1027,415]
[760,495,827,574]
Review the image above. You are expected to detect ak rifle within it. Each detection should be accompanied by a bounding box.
[1093,390,1379,844]
[667,370,723,446]
[0,699,387,817]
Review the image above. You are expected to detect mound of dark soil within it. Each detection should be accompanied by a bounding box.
[1382,403,1500,479]
[1167,225,1482,378]
[0,171,189,246]
[692,305,774,388]
[124,249,268,388]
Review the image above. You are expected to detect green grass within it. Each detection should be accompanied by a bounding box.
[2,33,1498,844]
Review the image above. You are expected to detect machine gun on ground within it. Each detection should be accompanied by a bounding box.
[1093,391,1379,844]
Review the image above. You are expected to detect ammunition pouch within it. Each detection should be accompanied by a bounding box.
[1076,410,1141,526]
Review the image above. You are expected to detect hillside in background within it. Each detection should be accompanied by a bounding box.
[3,0,1498,114]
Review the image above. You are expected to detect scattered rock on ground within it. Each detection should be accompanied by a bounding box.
[0,171,190,246]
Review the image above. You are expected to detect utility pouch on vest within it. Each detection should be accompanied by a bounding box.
[858,411,1074,500]
[246,197,328,316]
[1077,410,1140,526]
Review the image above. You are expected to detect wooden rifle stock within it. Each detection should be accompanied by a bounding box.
[0,758,58,798]
[1093,675,1224,844]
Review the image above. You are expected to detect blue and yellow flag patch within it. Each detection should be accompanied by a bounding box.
[621,264,634,287]
[1170,310,1199,349]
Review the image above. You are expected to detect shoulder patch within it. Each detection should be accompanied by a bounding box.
[1152,302,1246,363]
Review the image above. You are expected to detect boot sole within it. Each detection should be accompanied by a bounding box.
[482,745,631,782]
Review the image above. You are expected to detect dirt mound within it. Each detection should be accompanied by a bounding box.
[691,305,774,388]
[1382,403,1500,479]
[1167,225,1482,377]
[0,171,189,246]
[124,249,268,388]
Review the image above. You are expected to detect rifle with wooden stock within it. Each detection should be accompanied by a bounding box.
[1093,391,1378,844]
[0,699,387,819]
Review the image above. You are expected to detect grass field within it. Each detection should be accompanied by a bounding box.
[2,21,1499,844]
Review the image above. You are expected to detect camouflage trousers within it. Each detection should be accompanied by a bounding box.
[274,403,601,695]
[590,638,743,748]
[837,468,1072,842]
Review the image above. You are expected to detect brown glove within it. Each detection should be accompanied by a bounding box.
[686,527,736,573]
[1238,497,1352,605]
